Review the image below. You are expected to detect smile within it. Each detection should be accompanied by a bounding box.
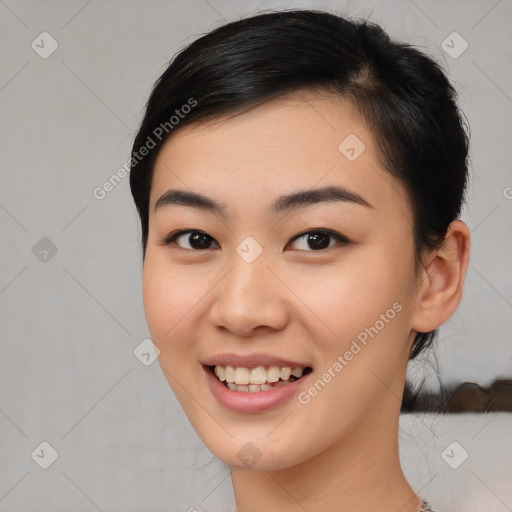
[210,365,312,392]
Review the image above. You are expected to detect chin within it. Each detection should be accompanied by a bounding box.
[205,435,311,471]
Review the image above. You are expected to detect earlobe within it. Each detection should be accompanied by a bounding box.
[411,220,471,333]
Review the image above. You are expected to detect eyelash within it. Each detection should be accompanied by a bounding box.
[160,229,350,252]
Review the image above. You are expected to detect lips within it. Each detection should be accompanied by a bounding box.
[201,353,312,412]
[203,363,312,413]
[201,353,312,395]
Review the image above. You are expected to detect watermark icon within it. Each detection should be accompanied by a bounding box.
[441,441,469,469]
[237,442,262,468]
[298,301,403,404]
[236,236,263,263]
[32,237,58,263]
[441,32,468,59]
[92,97,197,200]
[133,338,160,366]
[31,32,58,59]
[31,441,59,469]
[338,134,366,161]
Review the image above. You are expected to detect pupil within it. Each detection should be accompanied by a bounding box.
[190,232,211,249]
[308,232,330,250]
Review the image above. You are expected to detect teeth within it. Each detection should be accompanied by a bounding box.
[226,381,291,392]
[234,367,250,385]
[267,366,281,382]
[280,366,291,380]
[212,364,308,390]
[214,366,226,381]
[291,367,304,378]
[249,366,267,384]
[225,365,235,383]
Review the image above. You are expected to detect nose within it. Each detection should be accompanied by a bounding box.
[208,251,289,338]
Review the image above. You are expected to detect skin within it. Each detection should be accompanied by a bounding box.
[142,91,470,512]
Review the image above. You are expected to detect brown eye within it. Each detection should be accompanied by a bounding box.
[163,230,219,250]
[288,230,348,251]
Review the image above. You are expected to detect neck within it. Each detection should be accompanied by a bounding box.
[230,396,420,512]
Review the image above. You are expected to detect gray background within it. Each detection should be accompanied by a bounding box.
[1,0,511,510]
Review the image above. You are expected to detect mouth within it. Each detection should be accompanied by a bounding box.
[207,364,313,392]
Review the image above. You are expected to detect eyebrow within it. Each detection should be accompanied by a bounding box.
[154,185,372,217]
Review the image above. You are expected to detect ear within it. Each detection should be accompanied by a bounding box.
[411,220,471,333]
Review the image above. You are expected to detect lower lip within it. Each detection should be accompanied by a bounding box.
[204,366,310,414]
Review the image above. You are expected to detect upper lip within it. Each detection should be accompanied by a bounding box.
[202,353,310,369]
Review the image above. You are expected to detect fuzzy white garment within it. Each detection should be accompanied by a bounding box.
[398,412,512,512]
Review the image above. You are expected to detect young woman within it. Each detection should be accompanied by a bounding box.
[129,9,470,512]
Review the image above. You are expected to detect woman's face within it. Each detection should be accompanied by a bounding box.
[143,92,422,470]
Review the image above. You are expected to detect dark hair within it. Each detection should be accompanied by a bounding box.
[129,9,469,362]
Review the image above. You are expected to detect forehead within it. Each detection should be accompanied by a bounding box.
[149,92,412,220]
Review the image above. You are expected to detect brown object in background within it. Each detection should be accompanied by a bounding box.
[488,380,512,412]
[443,382,491,413]
[402,378,512,413]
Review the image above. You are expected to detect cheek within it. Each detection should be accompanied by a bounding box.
[289,259,413,440]
[142,254,202,355]
[297,251,409,349]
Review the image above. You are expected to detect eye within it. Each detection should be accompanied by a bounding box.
[161,230,220,250]
[161,228,349,252]
[287,229,349,251]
